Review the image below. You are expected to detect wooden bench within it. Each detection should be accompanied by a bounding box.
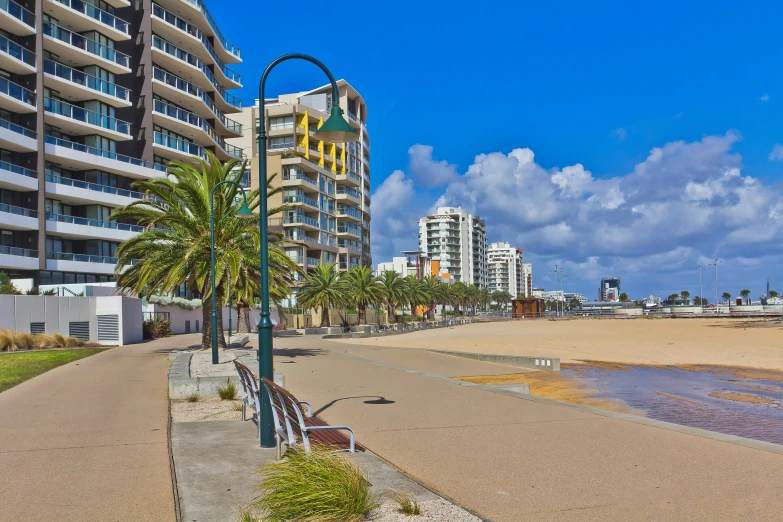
[260,377,363,459]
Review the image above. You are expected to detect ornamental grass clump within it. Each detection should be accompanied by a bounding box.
[33,333,58,348]
[12,331,34,350]
[0,330,16,351]
[253,447,379,522]
[388,490,420,515]
[217,379,238,400]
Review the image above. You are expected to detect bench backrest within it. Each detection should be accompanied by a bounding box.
[233,360,261,412]
[261,377,308,446]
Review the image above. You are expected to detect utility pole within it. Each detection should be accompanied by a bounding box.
[696,265,704,307]
[560,271,567,315]
[709,258,721,309]
[552,265,559,317]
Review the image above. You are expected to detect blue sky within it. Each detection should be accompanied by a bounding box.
[213,0,783,300]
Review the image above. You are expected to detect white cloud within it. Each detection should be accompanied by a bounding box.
[406,144,458,188]
[769,144,783,161]
[373,132,783,295]
[760,94,770,102]
[369,170,421,261]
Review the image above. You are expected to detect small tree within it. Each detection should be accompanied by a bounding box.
[722,292,731,304]
[769,290,779,298]
[739,289,751,304]
[298,263,347,327]
[619,292,629,303]
[680,290,690,303]
[0,272,15,294]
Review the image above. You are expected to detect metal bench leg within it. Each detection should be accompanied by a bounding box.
[241,401,246,422]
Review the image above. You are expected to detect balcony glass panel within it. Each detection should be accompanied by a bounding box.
[44,97,131,135]
[0,0,34,27]
[283,194,319,208]
[46,213,144,233]
[46,174,146,200]
[0,245,37,257]
[45,135,167,172]
[55,0,129,34]
[0,33,34,66]
[1,159,36,178]
[0,76,35,106]
[284,214,319,227]
[44,59,130,102]
[0,117,35,138]
[153,98,242,158]
[0,202,36,218]
[43,21,130,68]
[180,0,240,58]
[153,131,206,159]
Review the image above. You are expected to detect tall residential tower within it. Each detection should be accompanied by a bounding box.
[418,206,487,287]
[0,0,243,287]
[487,242,528,298]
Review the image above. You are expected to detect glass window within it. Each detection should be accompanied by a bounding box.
[269,116,293,130]
[269,136,293,149]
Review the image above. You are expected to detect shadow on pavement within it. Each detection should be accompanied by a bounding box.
[313,395,395,416]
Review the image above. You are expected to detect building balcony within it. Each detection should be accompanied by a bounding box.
[44,135,167,179]
[46,251,135,275]
[157,0,241,64]
[0,116,36,151]
[45,0,131,42]
[0,159,36,191]
[0,34,35,74]
[44,59,131,108]
[335,186,361,203]
[335,171,361,187]
[44,97,132,141]
[152,98,243,160]
[0,0,35,36]
[283,214,320,231]
[151,2,241,89]
[336,225,361,238]
[0,76,35,113]
[283,194,319,210]
[43,21,131,75]
[0,203,38,230]
[284,234,320,247]
[0,245,38,270]
[45,175,147,207]
[336,205,361,222]
[152,130,206,162]
[282,170,318,188]
[151,35,241,112]
[150,66,241,136]
[45,213,143,241]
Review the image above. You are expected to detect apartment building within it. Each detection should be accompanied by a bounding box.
[418,206,487,287]
[487,242,527,298]
[0,0,243,287]
[227,81,371,304]
[522,262,532,297]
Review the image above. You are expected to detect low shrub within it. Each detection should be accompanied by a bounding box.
[12,331,34,350]
[186,392,201,403]
[143,317,171,339]
[253,446,379,522]
[33,333,59,348]
[53,333,66,347]
[388,490,420,516]
[65,336,84,348]
[0,330,16,351]
[217,379,238,400]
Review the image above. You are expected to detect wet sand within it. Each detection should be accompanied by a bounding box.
[338,318,783,370]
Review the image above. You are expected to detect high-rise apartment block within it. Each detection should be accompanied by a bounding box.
[418,206,487,287]
[487,242,529,298]
[0,0,243,287]
[599,277,621,301]
[227,81,371,304]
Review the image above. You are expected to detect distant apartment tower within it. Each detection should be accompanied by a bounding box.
[418,207,487,287]
[227,82,370,304]
[523,263,533,297]
[0,0,243,287]
[599,277,621,301]
[487,242,526,298]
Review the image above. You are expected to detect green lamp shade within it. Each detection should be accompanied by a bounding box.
[236,200,254,219]
[313,105,359,143]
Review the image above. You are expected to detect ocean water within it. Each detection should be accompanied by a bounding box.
[561,364,783,445]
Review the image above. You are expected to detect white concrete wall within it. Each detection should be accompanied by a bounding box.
[145,304,279,335]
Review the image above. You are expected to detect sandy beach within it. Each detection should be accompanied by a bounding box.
[336,318,783,370]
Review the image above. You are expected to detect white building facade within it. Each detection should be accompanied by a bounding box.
[418,207,487,287]
[487,242,526,298]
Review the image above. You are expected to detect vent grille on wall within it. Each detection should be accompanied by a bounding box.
[69,322,90,341]
[30,322,45,335]
[97,315,119,342]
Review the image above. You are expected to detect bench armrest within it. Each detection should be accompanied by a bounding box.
[297,401,312,416]
[303,425,355,452]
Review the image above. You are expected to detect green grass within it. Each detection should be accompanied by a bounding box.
[253,446,380,522]
[0,348,106,393]
[388,490,420,515]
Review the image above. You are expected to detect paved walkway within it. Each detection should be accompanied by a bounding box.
[267,336,783,522]
[0,335,196,522]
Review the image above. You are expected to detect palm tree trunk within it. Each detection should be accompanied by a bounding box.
[236,302,250,333]
[200,289,226,350]
[321,306,329,327]
[358,303,366,324]
[388,303,394,323]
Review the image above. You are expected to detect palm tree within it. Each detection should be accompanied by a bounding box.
[404,275,428,320]
[421,275,444,319]
[465,285,480,316]
[298,263,347,326]
[619,292,630,303]
[379,271,407,323]
[680,290,690,303]
[722,292,731,304]
[344,266,383,324]
[112,152,296,351]
[449,282,469,316]
[479,287,491,312]
[739,289,751,304]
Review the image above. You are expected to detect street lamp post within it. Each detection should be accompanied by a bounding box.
[709,258,721,309]
[228,292,232,339]
[257,54,358,448]
[696,264,704,307]
[210,180,253,365]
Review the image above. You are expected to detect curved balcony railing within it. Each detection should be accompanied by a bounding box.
[151,67,241,133]
[48,251,117,264]
[0,34,34,66]
[336,186,360,199]
[54,0,129,35]
[44,97,131,135]
[283,194,319,208]
[1,159,36,178]
[0,0,34,27]
[153,98,242,158]
[45,135,167,172]
[337,205,362,219]
[181,0,240,59]
[0,203,36,218]
[152,35,241,109]
[284,214,319,228]
[153,131,206,159]
[46,212,144,233]
[0,245,37,258]
[0,117,36,138]
[337,224,362,236]
[43,21,130,68]
[44,59,130,102]
[0,76,35,106]
[152,3,241,85]
[46,174,146,200]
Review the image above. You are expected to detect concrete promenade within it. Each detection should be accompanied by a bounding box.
[269,336,783,522]
[0,335,192,522]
